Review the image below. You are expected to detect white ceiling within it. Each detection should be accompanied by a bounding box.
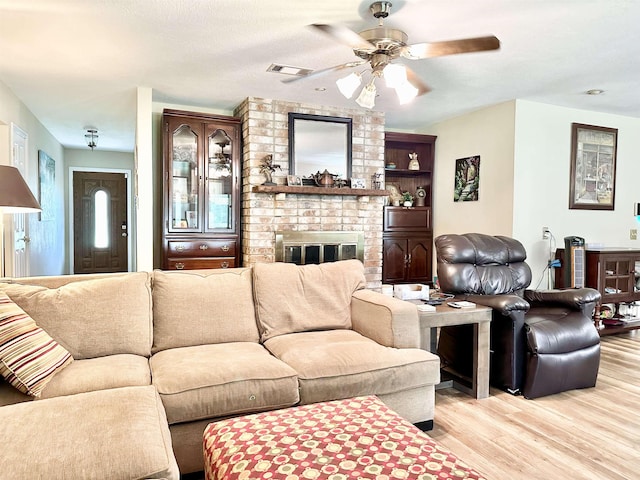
[1,0,639,152]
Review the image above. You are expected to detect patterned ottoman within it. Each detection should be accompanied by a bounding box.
[203,396,485,480]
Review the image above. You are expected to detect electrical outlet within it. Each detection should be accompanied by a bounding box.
[542,227,550,240]
[631,229,638,240]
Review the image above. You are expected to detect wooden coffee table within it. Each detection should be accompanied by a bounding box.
[417,303,492,399]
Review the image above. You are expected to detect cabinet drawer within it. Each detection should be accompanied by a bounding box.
[384,207,431,231]
[167,240,236,257]
[166,258,236,270]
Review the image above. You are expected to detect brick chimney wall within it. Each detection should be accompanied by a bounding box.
[234,97,386,288]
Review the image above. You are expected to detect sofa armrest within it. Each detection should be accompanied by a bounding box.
[350,290,420,349]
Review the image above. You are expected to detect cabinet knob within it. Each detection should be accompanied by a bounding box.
[175,262,185,270]
[221,244,230,252]
[221,261,229,269]
[176,245,184,252]
[199,244,209,250]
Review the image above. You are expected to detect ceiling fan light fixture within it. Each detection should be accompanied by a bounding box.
[356,78,377,109]
[395,80,419,104]
[383,63,407,88]
[336,72,362,98]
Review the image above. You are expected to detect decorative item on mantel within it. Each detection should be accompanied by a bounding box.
[260,155,281,185]
[313,169,338,187]
[371,171,383,190]
[408,152,420,170]
[402,191,414,207]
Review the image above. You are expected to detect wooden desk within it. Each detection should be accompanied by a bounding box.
[417,303,492,399]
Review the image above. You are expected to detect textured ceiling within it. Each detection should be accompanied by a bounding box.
[0,0,638,152]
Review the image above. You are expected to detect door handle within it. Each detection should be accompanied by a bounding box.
[18,236,31,244]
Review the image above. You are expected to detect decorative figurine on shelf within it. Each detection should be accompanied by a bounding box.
[408,152,420,170]
[415,186,426,206]
[402,191,414,207]
[260,154,280,185]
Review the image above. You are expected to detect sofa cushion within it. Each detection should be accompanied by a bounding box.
[0,272,152,359]
[0,292,73,397]
[253,259,366,342]
[152,269,259,353]
[0,354,151,405]
[264,329,440,405]
[150,342,299,424]
[0,385,179,479]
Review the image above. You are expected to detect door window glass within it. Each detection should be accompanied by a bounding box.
[94,189,109,248]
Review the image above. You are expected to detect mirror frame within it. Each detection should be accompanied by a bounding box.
[288,113,353,179]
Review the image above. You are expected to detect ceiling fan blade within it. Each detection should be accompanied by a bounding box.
[405,66,431,96]
[310,24,374,51]
[281,60,366,84]
[402,35,500,60]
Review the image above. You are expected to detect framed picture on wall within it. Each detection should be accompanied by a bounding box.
[38,150,55,221]
[453,155,480,202]
[569,123,618,210]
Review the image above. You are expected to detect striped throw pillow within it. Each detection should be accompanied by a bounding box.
[0,292,73,397]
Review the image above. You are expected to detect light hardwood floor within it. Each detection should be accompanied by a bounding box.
[429,331,640,480]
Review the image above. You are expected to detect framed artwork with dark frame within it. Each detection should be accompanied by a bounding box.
[569,123,618,210]
[38,150,55,221]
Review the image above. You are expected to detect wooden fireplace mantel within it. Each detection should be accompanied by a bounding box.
[252,185,389,196]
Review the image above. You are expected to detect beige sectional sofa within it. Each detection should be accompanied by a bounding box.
[0,260,440,478]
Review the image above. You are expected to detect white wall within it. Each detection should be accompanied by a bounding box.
[0,79,65,276]
[428,101,516,242]
[513,100,640,287]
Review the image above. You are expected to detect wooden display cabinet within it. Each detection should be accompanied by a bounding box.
[382,132,436,284]
[161,109,241,270]
[555,247,640,335]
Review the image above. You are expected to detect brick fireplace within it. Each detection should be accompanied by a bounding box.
[234,97,386,288]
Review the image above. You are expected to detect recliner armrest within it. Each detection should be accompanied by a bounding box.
[350,290,420,349]
[524,288,601,312]
[460,293,530,316]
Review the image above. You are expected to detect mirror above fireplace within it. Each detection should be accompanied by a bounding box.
[288,113,352,179]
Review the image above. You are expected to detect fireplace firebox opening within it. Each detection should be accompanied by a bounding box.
[275,231,364,265]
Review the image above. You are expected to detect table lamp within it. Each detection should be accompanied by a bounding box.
[0,165,42,276]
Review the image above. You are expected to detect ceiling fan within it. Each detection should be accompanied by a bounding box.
[285,1,500,109]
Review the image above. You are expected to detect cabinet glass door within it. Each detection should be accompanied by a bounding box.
[170,124,199,231]
[206,128,233,231]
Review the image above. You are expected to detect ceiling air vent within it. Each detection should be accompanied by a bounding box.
[267,64,313,77]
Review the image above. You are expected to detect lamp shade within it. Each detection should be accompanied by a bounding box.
[395,80,419,105]
[356,79,377,109]
[336,72,362,99]
[0,166,41,213]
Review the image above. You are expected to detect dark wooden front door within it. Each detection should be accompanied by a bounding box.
[73,172,128,274]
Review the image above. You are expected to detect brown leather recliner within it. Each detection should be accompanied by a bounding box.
[435,233,601,399]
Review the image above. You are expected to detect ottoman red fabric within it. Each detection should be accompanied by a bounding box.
[203,396,486,479]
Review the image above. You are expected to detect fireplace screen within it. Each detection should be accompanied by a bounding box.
[275,231,364,265]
